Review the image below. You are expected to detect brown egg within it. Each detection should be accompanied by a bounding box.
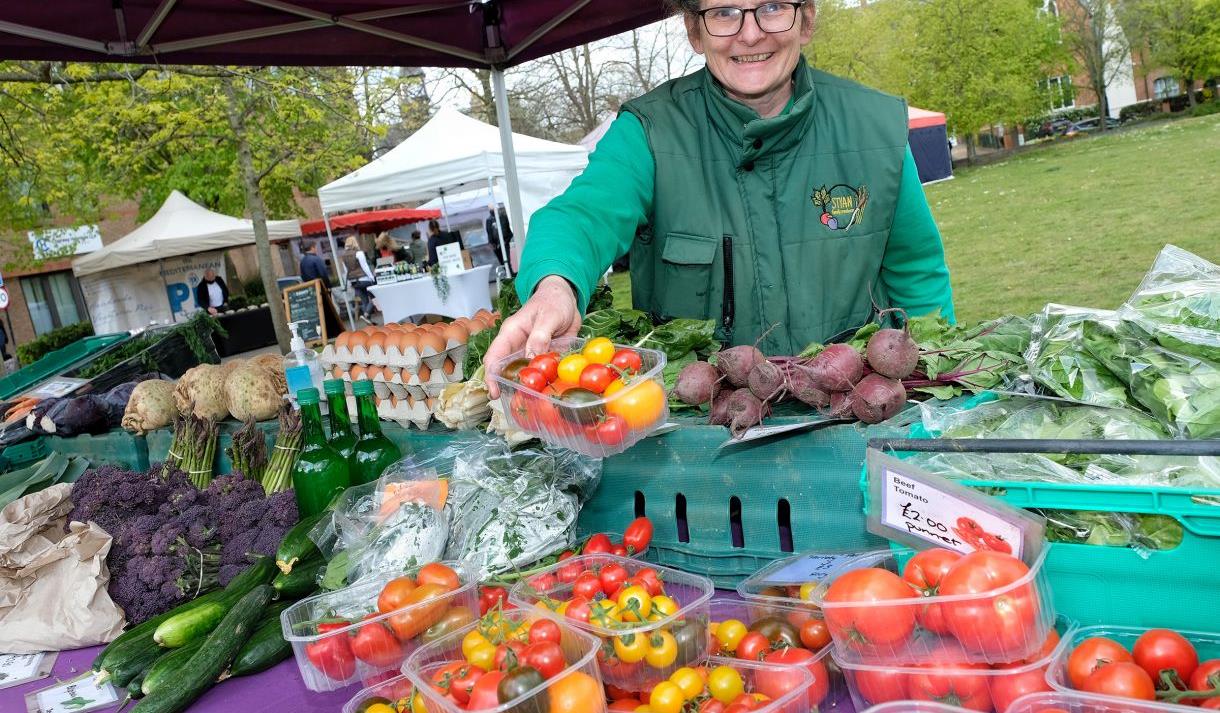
[465,320,485,336]
[350,365,368,381]
[417,332,445,354]
[442,358,456,375]
[425,397,436,410]
[396,331,420,354]
[348,331,369,350]
[442,322,469,344]
[400,322,417,332]
[417,364,431,382]
[368,332,387,351]
[336,331,351,349]
[332,365,344,379]
[475,309,493,321]
[404,394,416,408]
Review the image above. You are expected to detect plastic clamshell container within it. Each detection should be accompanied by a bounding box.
[341,673,416,713]
[1046,625,1220,709]
[402,608,606,713]
[737,549,872,607]
[282,561,479,692]
[834,620,1072,713]
[1006,691,1188,713]
[700,656,818,713]
[490,337,668,458]
[809,547,1056,666]
[507,554,714,692]
[861,702,981,713]
[705,598,848,711]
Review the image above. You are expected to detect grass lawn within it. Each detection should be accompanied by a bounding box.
[607,113,1220,323]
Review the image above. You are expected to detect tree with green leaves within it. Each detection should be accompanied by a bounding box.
[1121,0,1220,107]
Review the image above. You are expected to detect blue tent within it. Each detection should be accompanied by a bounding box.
[908,107,953,184]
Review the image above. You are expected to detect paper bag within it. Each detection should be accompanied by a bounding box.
[0,484,126,653]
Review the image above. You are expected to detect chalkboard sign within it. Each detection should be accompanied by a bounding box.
[282,279,326,345]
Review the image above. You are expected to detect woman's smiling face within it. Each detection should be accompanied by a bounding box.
[685,1,815,107]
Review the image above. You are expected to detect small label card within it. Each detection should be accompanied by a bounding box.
[25,674,119,713]
[0,652,56,690]
[757,552,864,586]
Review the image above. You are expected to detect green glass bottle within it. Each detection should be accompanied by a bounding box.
[350,379,402,485]
[290,387,352,517]
[323,378,357,460]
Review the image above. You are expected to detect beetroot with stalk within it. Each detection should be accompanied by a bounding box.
[808,344,864,392]
[786,364,831,408]
[726,389,769,438]
[674,361,721,406]
[825,391,854,419]
[850,374,908,424]
[747,359,786,402]
[866,309,920,379]
[709,388,736,426]
[715,345,765,388]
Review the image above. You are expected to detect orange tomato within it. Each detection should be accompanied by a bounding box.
[606,379,666,430]
[388,583,451,641]
[416,562,461,591]
[378,576,418,614]
[548,672,603,713]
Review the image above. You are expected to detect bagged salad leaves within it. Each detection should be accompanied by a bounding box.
[1025,305,1134,409]
[1119,244,1220,361]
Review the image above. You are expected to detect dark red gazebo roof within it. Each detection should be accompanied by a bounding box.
[0,1,668,69]
[298,207,440,236]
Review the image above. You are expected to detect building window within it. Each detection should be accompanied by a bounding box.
[1040,75,1075,110]
[1154,76,1181,99]
[21,271,89,336]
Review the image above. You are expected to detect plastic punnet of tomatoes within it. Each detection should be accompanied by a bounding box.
[282,561,480,692]
[637,656,817,713]
[856,701,985,713]
[736,549,869,609]
[506,554,715,693]
[1045,624,1220,708]
[808,547,1057,667]
[400,607,606,713]
[490,337,669,459]
[1003,690,1188,713]
[705,598,844,710]
[833,619,1072,713]
[342,673,419,713]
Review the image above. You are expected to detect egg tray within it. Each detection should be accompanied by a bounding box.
[321,341,468,381]
[341,394,435,431]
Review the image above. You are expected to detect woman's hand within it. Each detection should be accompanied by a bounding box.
[484,275,582,398]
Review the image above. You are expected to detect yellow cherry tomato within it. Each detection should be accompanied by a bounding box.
[410,689,428,713]
[558,354,590,383]
[614,632,649,663]
[365,704,397,713]
[669,667,704,700]
[582,337,616,365]
[715,619,748,654]
[462,630,490,660]
[649,682,685,713]
[635,707,652,713]
[799,582,819,602]
[645,630,679,668]
[752,694,771,703]
[617,585,653,623]
[467,641,497,671]
[603,379,626,397]
[650,595,679,618]
[707,666,746,704]
[589,600,622,628]
[606,379,667,430]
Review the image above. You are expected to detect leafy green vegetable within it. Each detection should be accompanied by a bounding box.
[1027,306,1133,409]
[1120,244,1220,360]
[579,309,651,342]
[495,278,522,319]
[637,318,718,361]
[463,320,501,376]
[587,283,615,313]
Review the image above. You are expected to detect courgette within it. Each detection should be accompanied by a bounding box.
[271,554,324,600]
[227,601,294,677]
[141,639,204,697]
[132,585,273,713]
[93,589,227,673]
[153,557,276,648]
[275,512,325,574]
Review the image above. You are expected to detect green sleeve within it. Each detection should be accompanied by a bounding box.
[881,146,956,323]
[515,113,654,313]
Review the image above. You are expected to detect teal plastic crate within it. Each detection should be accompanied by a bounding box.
[0,438,48,471]
[46,430,149,471]
[0,333,130,400]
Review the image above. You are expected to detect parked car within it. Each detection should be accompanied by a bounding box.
[1067,116,1122,134]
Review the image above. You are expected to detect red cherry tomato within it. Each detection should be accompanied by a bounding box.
[479,586,509,616]
[564,597,592,623]
[736,632,770,662]
[522,641,566,679]
[528,353,560,384]
[599,563,630,597]
[494,640,527,672]
[350,617,404,668]
[517,367,548,392]
[1067,636,1134,689]
[466,670,505,709]
[449,664,485,705]
[610,349,644,374]
[1189,659,1220,703]
[623,517,653,555]
[584,533,613,554]
[305,632,356,681]
[529,618,563,645]
[556,559,583,584]
[588,414,629,447]
[579,363,616,394]
[527,572,557,592]
[572,572,603,601]
[633,567,664,597]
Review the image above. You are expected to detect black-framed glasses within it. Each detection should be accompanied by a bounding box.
[696,2,806,37]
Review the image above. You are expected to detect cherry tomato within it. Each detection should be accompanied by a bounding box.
[716,620,748,654]
[735,632,770,662]
[579,363,616,394]
[651,595,679,618]
[528,573,557,592]
[589,414,629,447]
[517,367,549,392]
[558,354,590,383]
[611,544,629,558]
[609,701,641,712]
[1189,659,1220,702]
[901,547,961,635]
[388,583,451,641]
[761,648,830,707]
[698,700,727,713]
[416,563,460,591]
[799,618,831,650]
[633,568,664,597]
[938,551,1039,658]
[306,632,357,681]
[600,563,630,597]
[584,533,613,554]
[1202,700,1220,710]
[463,630,490,660]
[589,599,623,628]
[822,567,918,649]
[617,585,653,622]
[1082,661,1157,700]
[422,606,478,645]
[1067,636,1133,689]
[650,682,686,713]
[564,597,592,624]
[378,576,418,614]
[556,559,583,584]
[480,586,509,616]
[449,664,486,705]
[582,337,616,365]
[522,641,565,680]
[351,617,405,668]
[466,670,505,710]
[548,671,601,713]
[623,517,653,555]
[611,349,644,374]
[528,353,560,384]
[494,640,528,672]
[572,572,603,601]
[603,379,626,397]
[990,667,1053,711]
[529,619,562,646]
[606,379,666,430]
[670,667,705,700]
[707,665,745,704]
[615,632,649,663]
[1133,628,1199,686]
[510,391,541,431]
[646,630,679,668]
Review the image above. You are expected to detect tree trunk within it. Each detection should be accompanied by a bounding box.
[1185,78,1197,107]
[222,77,291,352]
[965,134,977,165]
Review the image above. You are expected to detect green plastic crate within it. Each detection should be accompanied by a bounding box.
[46,430,149,471]
[0,438,48,471]
[0,333,130,400]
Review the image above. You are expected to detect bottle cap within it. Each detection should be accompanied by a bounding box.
[297,387,320,405]
[323,378,346,395]
[351,379,374,396]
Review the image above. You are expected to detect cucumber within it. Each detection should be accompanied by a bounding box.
[132,585,273,713]
[275,512,325,574]
[271,555,324,600]
[127,669,148,699]
[227,601,294,677]
[107,637,164,689]
[153,558,276,648]
[141,640,204,697]
[93,589,227,673]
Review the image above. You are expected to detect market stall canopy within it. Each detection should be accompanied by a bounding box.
[908,106,947,130]
[906,106,952,184]
[297,207,441,237]
[0,1,666,69]
[578,115,615,151]
[72,190,301,276]
[317,106,588,214]
[419,185,501,229]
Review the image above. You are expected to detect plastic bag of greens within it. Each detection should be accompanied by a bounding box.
[1026,305,1134,409]
[1119,244,1220,361]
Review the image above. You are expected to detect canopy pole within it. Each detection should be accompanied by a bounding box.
[157,258,175,325]
[323,212,355,328]
[439,190,452,231]
[486,174,510,268]
[492,67,522,277]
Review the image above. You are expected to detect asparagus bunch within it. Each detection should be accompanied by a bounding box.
[166,409,220,488]
[262,404,303,494]
[227,419,269,482]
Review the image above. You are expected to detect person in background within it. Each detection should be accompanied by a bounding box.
[299,242,330,284]
[407,230,427,265]
[0,320,9,363]
[485,207,500,246]
[343,236,377,325]
[375,233,397,264]
[194,268,230,315]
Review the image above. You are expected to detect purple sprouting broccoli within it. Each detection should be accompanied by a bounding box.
[204,473,266,518]
[218,498,269,544]
[151,522,187,556]
[115,514,162,557]
[265,490,299,529]
[68,465,172,535]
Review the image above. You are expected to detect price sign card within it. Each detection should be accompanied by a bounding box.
[865,449,1045,564]
[718,417,849,448]
[0,652,56,690]
[24,675,119,713]
[755,552,863,586]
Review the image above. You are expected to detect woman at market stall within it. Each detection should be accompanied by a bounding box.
[484,0,954,395]
[343,236,377,324]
